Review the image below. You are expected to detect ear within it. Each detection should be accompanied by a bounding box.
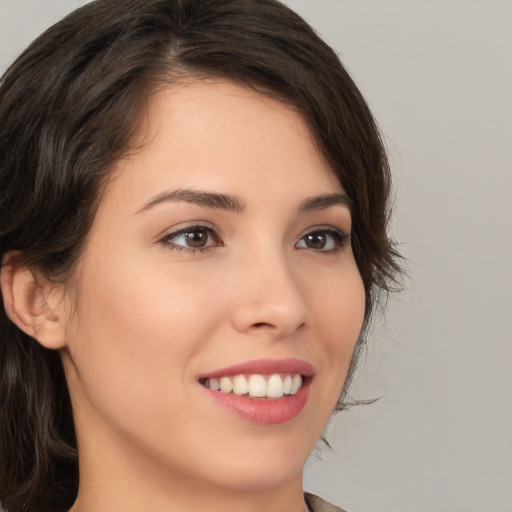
[0,256,68,349]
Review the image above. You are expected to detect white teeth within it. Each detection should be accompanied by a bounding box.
[248,375,267,397]
[266,374,284,398]
[204,373,304,398]
[290,374,302,395]
[233,375,248,395]
[219,377,233,393]
[283,375,292,395]
[209,378,220,391]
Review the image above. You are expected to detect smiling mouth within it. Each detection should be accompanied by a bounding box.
[199,373,304,399]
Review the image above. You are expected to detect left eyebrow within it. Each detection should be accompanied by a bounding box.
[298,193,352,213]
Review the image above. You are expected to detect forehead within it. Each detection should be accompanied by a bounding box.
[107,80,343,209]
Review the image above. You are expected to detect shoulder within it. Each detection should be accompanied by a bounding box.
[304,492,350,512]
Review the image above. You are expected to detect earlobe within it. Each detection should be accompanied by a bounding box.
[0,257,68,349]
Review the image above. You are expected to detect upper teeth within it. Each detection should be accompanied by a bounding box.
[202,374,303,398]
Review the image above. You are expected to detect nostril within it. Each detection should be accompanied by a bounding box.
[249,321,306,332]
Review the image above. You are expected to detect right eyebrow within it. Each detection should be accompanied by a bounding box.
[298,192,353,214]
[135,188,247,214]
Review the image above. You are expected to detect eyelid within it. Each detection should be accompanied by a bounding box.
[300,224,350,241]
[158,220,218,239]
[158,222,223,253]
[301,224,349,237]
[296,225,351,252]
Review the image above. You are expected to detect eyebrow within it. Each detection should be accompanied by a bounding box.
[136,188,247,214]
[136,188,352,215]
[298,193,352,213]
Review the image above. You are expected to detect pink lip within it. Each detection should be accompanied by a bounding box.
[199,358,315,379]
[199,358,314,425]
[202,381,311,425]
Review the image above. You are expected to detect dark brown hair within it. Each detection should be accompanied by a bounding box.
[0,0,401,510]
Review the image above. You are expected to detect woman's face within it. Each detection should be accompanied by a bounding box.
[60,81,365,494]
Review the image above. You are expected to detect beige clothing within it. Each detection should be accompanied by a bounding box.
[305,492,348,512]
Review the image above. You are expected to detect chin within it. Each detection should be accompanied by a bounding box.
[209,457,305,493]
[194,430,315,492]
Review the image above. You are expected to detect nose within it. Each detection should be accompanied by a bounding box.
[230,251,308,339]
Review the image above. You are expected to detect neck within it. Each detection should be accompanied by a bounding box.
[69,428,307,512]
[70,468,307,512]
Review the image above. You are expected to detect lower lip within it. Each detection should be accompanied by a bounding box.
[201,379,311,425]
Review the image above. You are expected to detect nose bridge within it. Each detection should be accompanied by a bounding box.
[230,241,308,337]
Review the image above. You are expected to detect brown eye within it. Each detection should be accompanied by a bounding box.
[161,225,220,252]
[304,232,328,249]
[296,228,349,253]
[182,229,209,248]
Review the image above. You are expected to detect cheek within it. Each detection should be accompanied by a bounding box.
[312,265,366,380]
[63,255,225,425]
[311,259,365,339]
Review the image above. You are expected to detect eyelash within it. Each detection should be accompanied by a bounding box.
[158,224,350,255]
[296,226,351,255]
[159,224,222,254]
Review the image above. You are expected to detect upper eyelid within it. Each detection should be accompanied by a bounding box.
[159,222,220,239]
[295,227,350,254]
[300,225,349,236]
[158,224,222,253]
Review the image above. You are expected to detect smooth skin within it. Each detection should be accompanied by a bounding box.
[2,81,365,512]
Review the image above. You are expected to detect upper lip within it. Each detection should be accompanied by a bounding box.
[199,358,315,379]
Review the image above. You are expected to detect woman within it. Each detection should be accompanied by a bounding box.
[0,1,401,511]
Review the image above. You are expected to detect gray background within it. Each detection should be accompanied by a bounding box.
[1,1,511,511]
